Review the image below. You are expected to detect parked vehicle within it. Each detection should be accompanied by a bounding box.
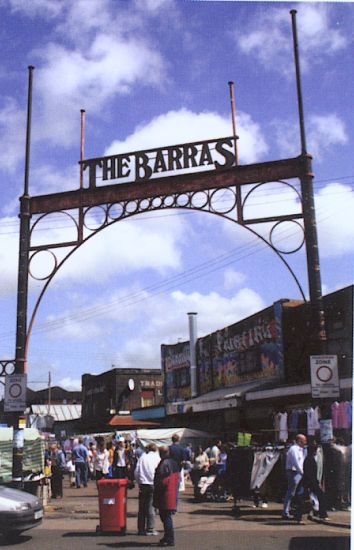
[0,485,43,538]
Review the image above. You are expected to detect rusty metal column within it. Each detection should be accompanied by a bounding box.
[291,11,326,350]
[12,66,34,482]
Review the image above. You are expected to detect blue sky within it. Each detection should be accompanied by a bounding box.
[0,0,353,392]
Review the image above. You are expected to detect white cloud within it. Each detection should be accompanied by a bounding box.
[316,183,354,258]
[110,286,266,368]
[56,376,82,391]
[7,0,64,18]
[105,108,269,164]
[0,98,26,173]
[236,5,348,75]
[274,113,348,159]
[223,268,246,290]
[28,211,186,285]
[33,36,165,147]
[0,217,19,297]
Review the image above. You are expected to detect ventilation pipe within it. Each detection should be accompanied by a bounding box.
[188,312,198,397]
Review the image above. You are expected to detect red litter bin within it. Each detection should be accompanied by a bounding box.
[96,478,128,535]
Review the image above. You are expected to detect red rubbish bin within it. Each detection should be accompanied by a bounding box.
[97,478,128,534]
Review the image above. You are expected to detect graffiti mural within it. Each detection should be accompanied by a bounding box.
[161,341,191,402]
[209,305,284,390]
[196,335,213,394]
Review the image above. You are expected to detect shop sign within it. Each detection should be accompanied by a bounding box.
[310,355,339,398]
[80,137,235,188]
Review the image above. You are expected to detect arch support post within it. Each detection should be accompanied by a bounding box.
[301,154,326,352]
[11,66,34,485]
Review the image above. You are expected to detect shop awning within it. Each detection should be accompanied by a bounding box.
[108,415,159,428]
[166,380,274,414]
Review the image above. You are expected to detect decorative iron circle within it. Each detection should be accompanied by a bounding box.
[108,203,125,221]
[125,200,139,214]
[269,220,305,255]
[29,249,58,281]
[84,205,108,230]
[163,195,175,208]
[139,198,151,211]
[177,194,190,207]
[191,191,209,209]
[152,197,163,208]
[210,188,236,214]
[0,361,16,376]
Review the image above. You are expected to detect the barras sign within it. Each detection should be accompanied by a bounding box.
[80,136,236,188]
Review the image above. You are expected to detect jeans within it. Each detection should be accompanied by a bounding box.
[159,509,174,544]
[283,471,302,516]
[75,462,88,488]
[138,484,155,534]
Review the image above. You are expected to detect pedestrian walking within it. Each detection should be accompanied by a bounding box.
[282,434,307,519]
[153,445,180,547]
[135,443,160,536]
[295,442,328,522]
[72,436,89,488]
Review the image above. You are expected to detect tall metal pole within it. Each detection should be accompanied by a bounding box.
[290,11,326,350]
[13,66,34,482]
[227,81,242,223]
[79,109,85,242]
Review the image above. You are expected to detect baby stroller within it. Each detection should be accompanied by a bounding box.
[196,463,229,502]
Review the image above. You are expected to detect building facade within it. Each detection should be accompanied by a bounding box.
[81,368,163,431]
[159,286,353,440]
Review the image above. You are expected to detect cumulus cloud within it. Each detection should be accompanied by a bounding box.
[6,0,64,18]
[56,377,82,391]
[223,268,247,290]
[0,98,26,173]
[33,36,165,147]
[316,183,354,258]
[274,113,348,159]
[236,4,348,75]
[105,108,269,165]
[0,217,19,297]
[90,286,266,368]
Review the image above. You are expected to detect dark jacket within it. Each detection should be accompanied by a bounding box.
[153,457,180,511]
[302,455,320,489]
[169,443,186,471]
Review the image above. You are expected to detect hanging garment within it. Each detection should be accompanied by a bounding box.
[289,409,301,432]
[338,401,351,429]
[250,450,280,490]
[331,401,340,429]
[273,412,280,442]
[306,407,320,436]
[278,412,288,442]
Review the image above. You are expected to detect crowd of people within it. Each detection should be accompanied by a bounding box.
[43,432,350,545]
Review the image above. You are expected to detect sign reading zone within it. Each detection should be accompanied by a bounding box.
[4,374,27,412]
[310,355,339,398]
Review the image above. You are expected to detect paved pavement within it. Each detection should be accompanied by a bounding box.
[44,478,351,531]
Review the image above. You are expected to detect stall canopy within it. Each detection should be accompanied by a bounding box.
[136,427,214,449]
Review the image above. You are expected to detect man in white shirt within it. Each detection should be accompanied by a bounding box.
[282,434,307,519]
[135,443,161,536]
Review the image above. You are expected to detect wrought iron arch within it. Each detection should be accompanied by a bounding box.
[25,177,307,356]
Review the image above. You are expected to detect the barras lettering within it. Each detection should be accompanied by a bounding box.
[81,137,236,188]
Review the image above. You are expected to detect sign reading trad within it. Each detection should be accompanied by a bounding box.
[80,136,236,188]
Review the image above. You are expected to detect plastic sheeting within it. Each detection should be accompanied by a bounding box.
[136,427,214,449]
[0,428,44,483]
